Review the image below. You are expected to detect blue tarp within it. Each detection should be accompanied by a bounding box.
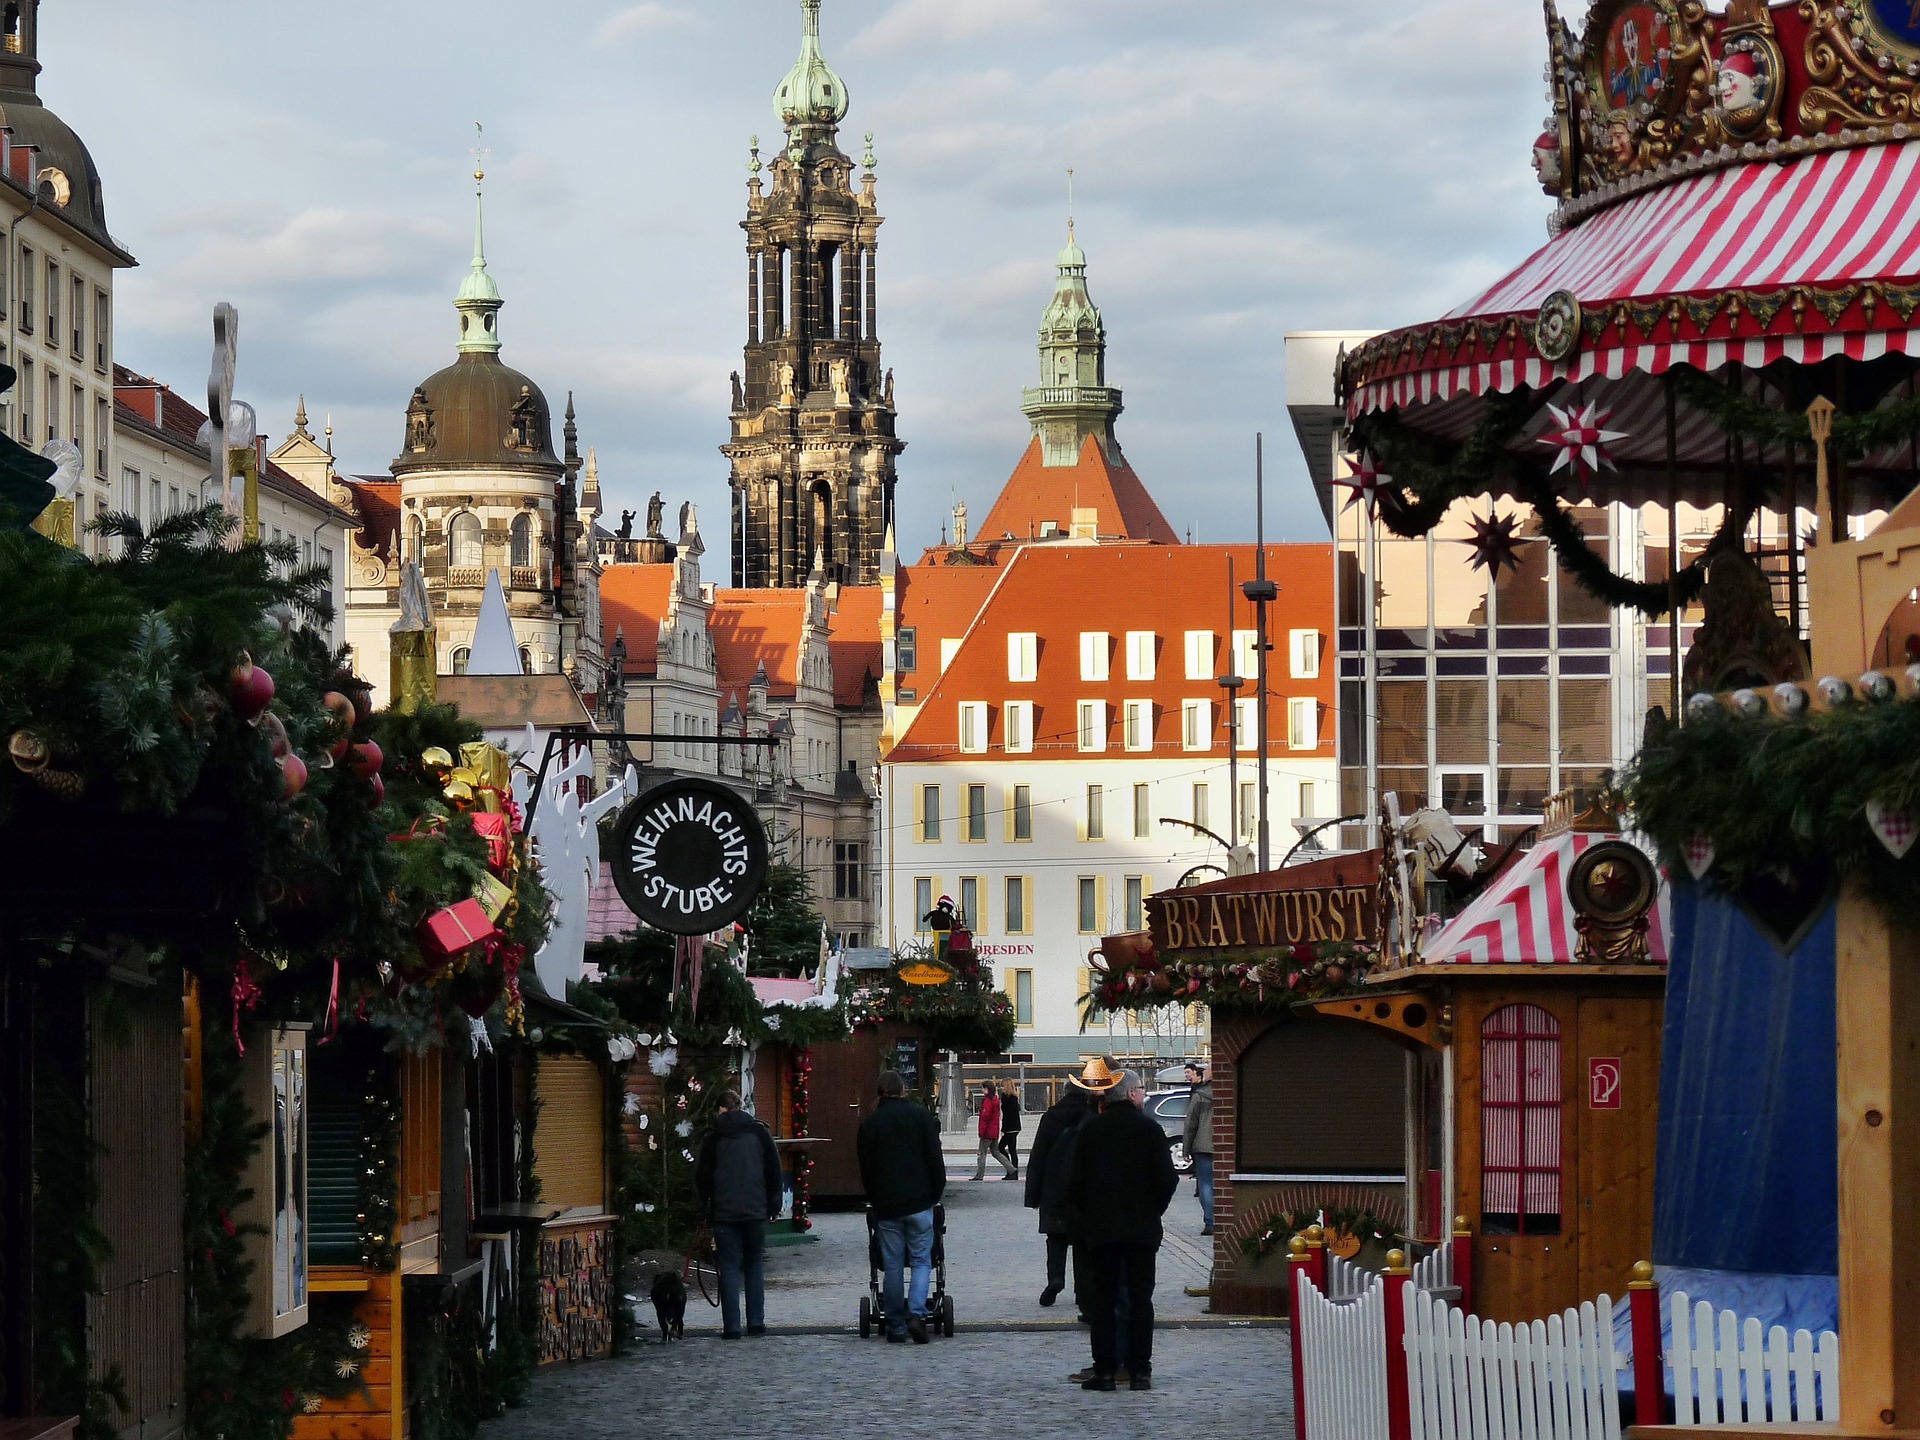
[1612,1266,1840,1401]
[1653,883,1838,1275]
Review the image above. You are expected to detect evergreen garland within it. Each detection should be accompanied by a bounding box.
[1623,693,1920,925]
[1668,365,1920,462]
[357,1063,401,1270]
[1241,1207,1403,1262]
[1083,940,1378,1021]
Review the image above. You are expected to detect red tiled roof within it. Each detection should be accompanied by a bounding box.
[710,589,808,696]
[974,435,1179,548]
[891,566,1005,699]
[829,586,883,709]
[599,563,676,674]
[342,479,401,561]
[889,543,1336,761]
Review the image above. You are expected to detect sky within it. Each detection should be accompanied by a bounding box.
[56,0,1560,558]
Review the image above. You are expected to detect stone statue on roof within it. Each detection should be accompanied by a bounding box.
[646,491,665,538]
[617,508,635,540]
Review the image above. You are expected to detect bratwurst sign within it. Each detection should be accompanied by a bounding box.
[1147,883,1377,953]
[609,778,770,935]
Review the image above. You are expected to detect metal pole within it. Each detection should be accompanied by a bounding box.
[1220,555,1243,857]
[1242,435,1278,871]
[1666,381,1681,720]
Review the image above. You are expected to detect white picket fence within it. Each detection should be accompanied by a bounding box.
[1296,1266,1391,1440]
[1327,1250,1378,1301]
[1667,1292,1840,1426]
[1411,1242,1454,1294]
[1403,1289,1623,1440]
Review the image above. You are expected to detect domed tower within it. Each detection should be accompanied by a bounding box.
[724,0,902,589]
[1021,223,1124,467]
[390,161,583,678]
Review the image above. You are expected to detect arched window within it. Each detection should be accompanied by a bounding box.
[518,646,532,674]
[451,646,471,675]
[1481,1003,1562,1236]
[449,512,483,570]
[510,513,533,569]
[406,513,424,563]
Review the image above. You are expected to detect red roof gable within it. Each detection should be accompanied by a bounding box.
[974,435,1179,548]
[599,564,676,674]
[890,543,1336,761]
[828,586,883,709]
[344,480,401,561]
[710,589,809,697]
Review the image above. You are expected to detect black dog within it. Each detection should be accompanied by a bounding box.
[651,1271,686,1343]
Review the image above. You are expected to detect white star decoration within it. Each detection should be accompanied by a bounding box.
[1539,402,1627,486]
[1334,452,1387,518]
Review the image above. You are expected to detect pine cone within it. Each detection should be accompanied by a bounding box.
[28,766,85,800]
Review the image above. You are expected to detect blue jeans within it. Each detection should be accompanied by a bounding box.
[875,1208,935,1336]
[713,1220,766,1336]
[1194,1153,1215,1228]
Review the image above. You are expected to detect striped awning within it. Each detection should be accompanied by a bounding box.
[1348,141,1920,418]
[1424,832,1670,967]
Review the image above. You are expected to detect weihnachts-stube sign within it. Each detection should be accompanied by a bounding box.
[609,777,769,935]
[1147,882,1377,953]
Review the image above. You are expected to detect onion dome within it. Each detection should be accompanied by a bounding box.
[775,0,849,130]
[0,2,111,247]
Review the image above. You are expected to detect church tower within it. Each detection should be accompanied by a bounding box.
[724,0,901,589]
[1020,223,1124,467]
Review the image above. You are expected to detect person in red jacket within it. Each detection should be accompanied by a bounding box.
[972,1080,1015,1181]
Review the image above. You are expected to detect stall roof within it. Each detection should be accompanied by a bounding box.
[1423,831,1669,967]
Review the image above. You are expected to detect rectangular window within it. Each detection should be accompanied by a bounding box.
[70,275,82,357]
[1192,783,1209,831]
[1240,782,1257,841]
[1076,699,1106,752]
[1004,875,1029,933]
[1079,631,1109,681]
[17,356,28,439]
[121,465,139,513]
[914,878,935,931]
[834,842,863,899]
[1235,698,1258,752]
[70,382,83,449]
[959,876,981,930]
[1133,783,1150,839]
[896,625,917,672]
[1124,700,1152,752]
[1010,785,1032,841]
[1125,631,1156,681]
[965,783,987,842]
[918,785,941,842]
[1184,630,1215,681]
[1289,697,1319,750]
[45,259,58,341]
[1481,1003,1563,1235]
[1182,698,1212,751]
[1003,701,1033,753]
[1299,781,1316,818]
[1232,629,1259,680]
[1124,876,1146,931]
[1007,631,1037,682]
[167,484,180,515]
[1290,628,1322,678]
[94,288,108,370]
[1084,784,1104,841]
[1077,876,1100,933]
[44,369,57,443]
[19,245,33,332]
[94,395,108,476]
[957,701,987,754]
[1084,969,1108,1025]
[147,477,159,521]
[1011,969,1033,1027]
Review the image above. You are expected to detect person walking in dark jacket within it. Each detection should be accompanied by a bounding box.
[1023,1057,1115,1309]
[996,1079,1023,1177]
[1067,1068,1179,1390]
[857,1071,947,1342]
[693,1089,783,1339]
[1183,1062,1215,1235]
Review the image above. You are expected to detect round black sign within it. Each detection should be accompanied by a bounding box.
[609,777,770,935]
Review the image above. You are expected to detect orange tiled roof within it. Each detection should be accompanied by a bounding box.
[342,479,402,561]
[599,563,676,674]
[889,543,1336,761]
[891,565,1006,702]
[973,435,1179,548]
[829,585,883,709]
[710,588,810,697]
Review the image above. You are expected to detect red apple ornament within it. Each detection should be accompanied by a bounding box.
[348,740,383,778]
[229,654,276,722]
[279,753,308,798]
[321,691,356,759]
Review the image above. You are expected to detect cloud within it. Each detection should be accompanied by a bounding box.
[854,0,1049,54]
[593,3,692,48]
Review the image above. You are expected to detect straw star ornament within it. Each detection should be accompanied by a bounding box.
[1538,402,1627,488]
[1461,509,1529,575]
[1334,452,1388,519]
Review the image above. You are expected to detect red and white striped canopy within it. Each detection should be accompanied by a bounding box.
[1349,141,1920,417]
[1424,832,1670,967]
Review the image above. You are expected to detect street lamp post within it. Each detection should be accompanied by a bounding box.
[1242,435,1278,872]
[1219,554,1245,865]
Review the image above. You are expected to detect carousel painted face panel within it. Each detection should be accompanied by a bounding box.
[1603,7,1675,110]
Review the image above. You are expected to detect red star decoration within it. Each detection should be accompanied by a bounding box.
[1588,860,1634,904]
[1461,509,1530,575]
[1333,452,1387,519]
[1538,401,1627,489]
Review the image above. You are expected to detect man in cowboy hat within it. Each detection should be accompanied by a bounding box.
[1023,1057,1116,1311]
[1068,1067,1178,1391]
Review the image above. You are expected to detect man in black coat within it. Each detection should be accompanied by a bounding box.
[1067,1068,1179,1390]
[857,1070,946,1342]
[1023,1082,1093,1308]
[693,1088,784,1339]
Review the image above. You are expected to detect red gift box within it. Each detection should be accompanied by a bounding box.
[418,898,496,960]
[471,812,512,873]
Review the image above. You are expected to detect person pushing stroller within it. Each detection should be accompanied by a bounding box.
[857,1070,946,1343]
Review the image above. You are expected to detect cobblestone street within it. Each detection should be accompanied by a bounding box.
[484,1160,1292,1439]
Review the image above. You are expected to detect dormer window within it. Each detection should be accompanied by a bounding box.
[406,387,435,452]
[508,387,537,450]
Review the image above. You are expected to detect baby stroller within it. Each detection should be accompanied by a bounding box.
[857,1204,955,1338]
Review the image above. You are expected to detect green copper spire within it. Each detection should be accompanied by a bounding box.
[456,122,502,355]
[775,0,849,132]
[1022,212,1122,466]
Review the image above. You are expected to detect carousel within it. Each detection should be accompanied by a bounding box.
[1334,1,1920,1431]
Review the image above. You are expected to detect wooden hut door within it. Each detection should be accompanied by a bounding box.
[1473,1001,1570,1323]
[91,982,186,1439]
[1575,997,1659,1302]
